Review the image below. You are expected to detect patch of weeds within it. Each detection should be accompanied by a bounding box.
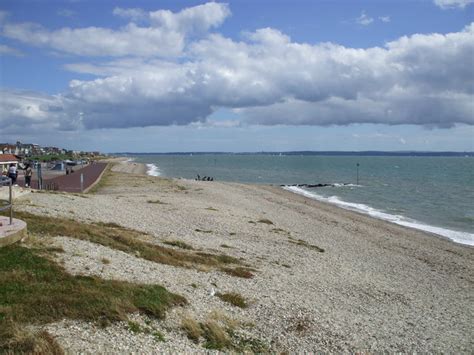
[9,211,251,277]
[181,317,203,343]
[195,228,213,234]
[205,207,219,211]
[94,221,123,228]
[147,199,168,205]
[282,264,291,268]
[216,292,248,308]
[101,258,111,265]
[257,218,274,225]
[190,283,198,288]
[181,314,268,351]
[248,221,256,224]
[0,245,186,351]
[220,244,232,249]
[163,240,193,250]
[234,335,269,352]
[221,267,255,279]
[0,321,64,354]
[153,330,166,342]
[229,232,236,236]
[201,320,232,350]
[271,228,290,235]
[288,238,325,252]
[128,321,142,333]
[196,253,240,265]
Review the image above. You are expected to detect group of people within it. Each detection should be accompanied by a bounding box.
[196,174,214,181]
[4,163,33,187]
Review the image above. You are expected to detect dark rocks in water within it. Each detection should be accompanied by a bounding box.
[281,183,350,188]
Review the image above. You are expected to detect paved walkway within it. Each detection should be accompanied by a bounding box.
[18,163,108,193]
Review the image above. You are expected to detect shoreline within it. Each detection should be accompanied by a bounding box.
[136,161,473,248]
[14,160,474,352]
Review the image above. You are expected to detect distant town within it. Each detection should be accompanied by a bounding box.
[0,141,102,161]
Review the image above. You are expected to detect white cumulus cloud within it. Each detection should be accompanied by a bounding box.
[434,0,474,8]
[356,11,374,25]
[1,2,230,58]
[1,3,473,131]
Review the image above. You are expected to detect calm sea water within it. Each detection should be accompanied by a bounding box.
[131,154,474,246]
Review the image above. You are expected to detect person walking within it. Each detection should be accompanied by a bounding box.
[24,163,33,188]
[7,163,17,185]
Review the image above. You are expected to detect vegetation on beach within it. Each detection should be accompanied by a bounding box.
[147,199,168,205]
[216,292,248,308]
[181,314,267,351]
[0,244,185,353]
[87,163,113,194]
[10,211,255,278]
[257,218,274,225]
[163,240,194,250]
[288,237,325,252]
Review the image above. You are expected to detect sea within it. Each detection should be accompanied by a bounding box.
[128,154,474,246]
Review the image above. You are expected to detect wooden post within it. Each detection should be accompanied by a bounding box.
[356,163,360,185]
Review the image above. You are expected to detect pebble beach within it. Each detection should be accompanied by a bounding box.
[15,160,474,353]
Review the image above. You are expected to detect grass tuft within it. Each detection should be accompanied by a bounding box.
[257,219,274,225]
[181,316,203,343]
[201,320,231,350]
[163,240,194,250]
[221,267,255,279]
[216,292,248,308]
[0,320,64,354]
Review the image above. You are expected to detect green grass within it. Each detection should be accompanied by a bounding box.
[87,163,112,194]
[0,244,186,352]
[10,211,252,278]
[216,292,248,308]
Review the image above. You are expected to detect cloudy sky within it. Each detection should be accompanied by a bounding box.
[0,0,473,153]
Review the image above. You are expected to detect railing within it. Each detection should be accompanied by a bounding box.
[0,176,13,225]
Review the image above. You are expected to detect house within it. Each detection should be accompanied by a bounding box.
[0,144,17,155]
[0,154,19,175]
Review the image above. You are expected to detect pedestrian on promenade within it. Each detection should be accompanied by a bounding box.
[7,163,17,185]
[24,163,33,187]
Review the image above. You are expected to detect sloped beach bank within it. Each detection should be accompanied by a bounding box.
[9,161,473,353]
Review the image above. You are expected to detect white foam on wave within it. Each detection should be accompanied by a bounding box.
[283,186,474,246]
[146,163,161,176]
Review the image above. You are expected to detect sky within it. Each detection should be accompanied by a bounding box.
[0,0,473,153]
